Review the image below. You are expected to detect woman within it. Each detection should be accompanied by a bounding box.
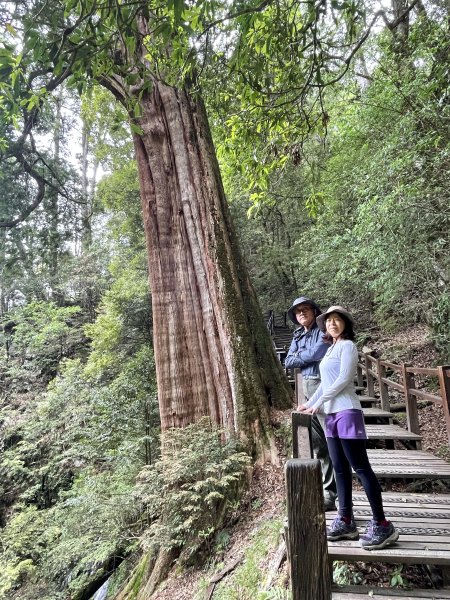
[298,306,398,551]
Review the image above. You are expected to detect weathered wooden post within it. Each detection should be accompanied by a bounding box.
[364,352,375,398]
[292,411,313,460]
[438,366,450,445]
[377,358,391,412]
[294,369,306,406]
[356,354,364,388]
[285,459,332,600]
[401,363,420,435]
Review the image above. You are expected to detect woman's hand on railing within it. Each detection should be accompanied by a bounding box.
[297,403,319,414]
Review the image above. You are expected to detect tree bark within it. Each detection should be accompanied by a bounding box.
[132,81,292,459]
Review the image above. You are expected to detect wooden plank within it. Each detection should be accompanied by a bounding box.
[359,396,379,406]
[406,367,439,376]
[352,492,450,505]
[333,585,450,599]
[362,407,393,421]
[381,378,404,393]
[366,424,422,441]
[328,544,450,565]
[327,492,450,565]
[364,450,450,481]
[381,360,403,372]
[410,388,442,403]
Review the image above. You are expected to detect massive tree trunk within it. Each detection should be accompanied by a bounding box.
[131,80,292,459]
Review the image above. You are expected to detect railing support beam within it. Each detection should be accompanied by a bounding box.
[285,459,331,600]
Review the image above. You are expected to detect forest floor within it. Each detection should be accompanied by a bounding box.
[151,325,450,599]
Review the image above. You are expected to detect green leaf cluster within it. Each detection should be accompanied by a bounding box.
[135,418,251,561]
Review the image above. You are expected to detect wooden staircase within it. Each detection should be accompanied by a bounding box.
[266,309,293,366]
[291,364,450,484]
[267,308,450,598]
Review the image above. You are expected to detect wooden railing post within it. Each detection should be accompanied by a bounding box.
[377,358,390,412]
[401,363,420,435]
[294,369,305,406]
[285,459,331,600]
[438,366,450,446]
[267,310,274,335]
[356,359,364,388]
[292,412,313,459]
[364,352,375,397]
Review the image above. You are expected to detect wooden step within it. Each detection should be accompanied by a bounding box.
[359,395,379,407]
[364,449,450,481]
[365,424,422,449]
[327,492,450,566]
[333,586,450,598]
[362,407,393,422]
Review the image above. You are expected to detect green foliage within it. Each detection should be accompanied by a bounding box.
[231,17,450,342]
[0,468,140,600]
[332,561,363,585]
[136,418,251,561]
[258,588,291,600]
[431,292,450,362]
[209,519,283,600]
[390,564,407,588]
[4,301,82,376]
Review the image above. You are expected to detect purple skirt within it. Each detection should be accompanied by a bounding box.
[325,409,367,439]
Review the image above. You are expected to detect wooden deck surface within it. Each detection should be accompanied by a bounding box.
[332,585,450,599]
[365,450,450,480]
[359,396,380,406]
[327,492,450,565]
[366,424,422,446]
[363,407,394,421]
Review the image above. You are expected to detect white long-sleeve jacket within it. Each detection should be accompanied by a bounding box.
[304,340,362,414]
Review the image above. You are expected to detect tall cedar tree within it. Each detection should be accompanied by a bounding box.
[0,1,295,461]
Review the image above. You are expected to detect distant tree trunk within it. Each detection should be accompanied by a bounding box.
[78,121,97,321]
[0,230,6,316]
[80,120,98,252]
[132,81,292,459]
[46,94,63,303]
[80,123,92,251]
[391,0,410,53]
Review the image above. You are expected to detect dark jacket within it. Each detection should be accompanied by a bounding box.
[284,323,329,377]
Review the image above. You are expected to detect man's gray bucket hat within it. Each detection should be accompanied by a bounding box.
[287,296,322,325]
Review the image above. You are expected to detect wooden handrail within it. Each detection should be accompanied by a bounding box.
[358,351,450,444]
[409,388,442,403]
[406,366,438,376]
[380,360,402,372]
[380,378,404,393]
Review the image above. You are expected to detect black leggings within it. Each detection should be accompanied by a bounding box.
[327,437,385,522]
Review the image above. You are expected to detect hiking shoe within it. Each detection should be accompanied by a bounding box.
[326,516,359,541]
[360,520,399,550]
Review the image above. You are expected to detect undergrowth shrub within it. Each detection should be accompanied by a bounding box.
[136,418,251,562]
[431,292,450,362]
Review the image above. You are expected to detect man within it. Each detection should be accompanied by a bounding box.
[285,296,337,511]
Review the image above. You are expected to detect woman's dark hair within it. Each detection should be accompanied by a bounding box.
[322,312,355,343]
